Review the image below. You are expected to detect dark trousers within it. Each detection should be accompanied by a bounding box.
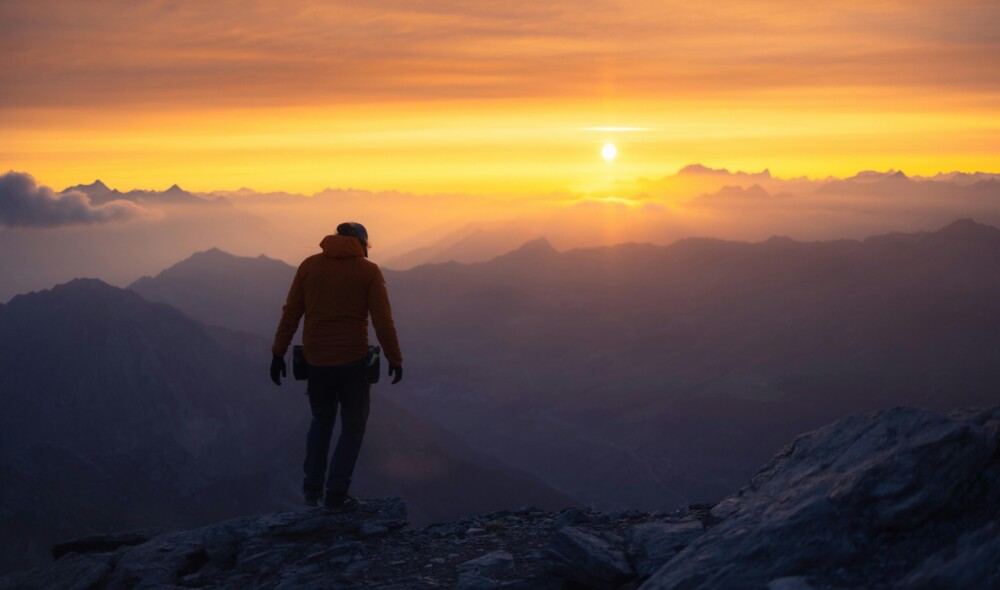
[303,361,371,501]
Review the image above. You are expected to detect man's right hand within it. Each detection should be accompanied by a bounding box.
[388,364,403,385]
[270,355,287,385]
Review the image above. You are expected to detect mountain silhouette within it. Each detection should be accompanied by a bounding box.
[0,280,570,574]
[387,219,1000,508]
[930,217,1000,241]
[61,180,208,205]
[61,179,112,195]
[114,220,1000,513]
[383,226,548,270]
[129,248,296,336]
[489,237,558,263]
[816,172,997,199]
[677,163,772,179]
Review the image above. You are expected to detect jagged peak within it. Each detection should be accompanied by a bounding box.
[190,246,231,258]
[678,163,723,175]
[62,179,111,193]
[847,169,908,181]
[677,164,771,178]
[493,237,558,262]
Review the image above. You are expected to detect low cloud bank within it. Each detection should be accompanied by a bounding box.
[0,171,151,228]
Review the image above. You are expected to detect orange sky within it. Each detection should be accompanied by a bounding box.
[2,0,998,194]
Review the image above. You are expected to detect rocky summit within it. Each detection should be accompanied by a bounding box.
[3,406,998,590]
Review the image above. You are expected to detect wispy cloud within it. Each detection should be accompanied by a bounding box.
[1,0,998,109]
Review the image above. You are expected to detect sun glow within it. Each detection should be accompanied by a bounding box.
[602,143,617,161]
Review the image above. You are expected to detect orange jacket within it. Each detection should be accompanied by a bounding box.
[271,235,403,367]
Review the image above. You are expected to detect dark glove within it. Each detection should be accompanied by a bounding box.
[270,355,287,385]
[388,364,403,385]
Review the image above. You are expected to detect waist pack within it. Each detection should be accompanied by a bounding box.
[292,344,381,384]
[366,346,381,384]
[292,345,308,380]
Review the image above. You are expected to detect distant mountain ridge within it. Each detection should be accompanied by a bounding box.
[867,217,1000,244]
[138,218,1000,338]
[61,180,224,206]
[129,248,295,336]
[118,219,1000,514]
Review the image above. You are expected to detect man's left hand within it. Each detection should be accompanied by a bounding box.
[388,364,403,385]
[270,355,287,385]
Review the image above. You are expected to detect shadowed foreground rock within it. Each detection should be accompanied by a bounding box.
[2,406,998,589]
[644,406,1000,589]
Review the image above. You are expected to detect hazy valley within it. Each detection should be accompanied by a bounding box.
[125,219,1000,511]
[0,279,568,574]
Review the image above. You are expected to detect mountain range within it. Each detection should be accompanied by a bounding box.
[380,167,1000,269]
[4,165,999,302]
[61,180,223,206]
[123,219,1000,513]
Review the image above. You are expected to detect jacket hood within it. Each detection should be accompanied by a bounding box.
[320,234,366,259]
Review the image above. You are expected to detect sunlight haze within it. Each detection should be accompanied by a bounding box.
[2,0,998,194]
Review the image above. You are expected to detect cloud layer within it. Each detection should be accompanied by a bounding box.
[1,165,999,302]
[0,171,151,228]
[1,0,998,108]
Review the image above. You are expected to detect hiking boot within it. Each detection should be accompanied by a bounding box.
[323,494,359,514]
[304,492,321,507]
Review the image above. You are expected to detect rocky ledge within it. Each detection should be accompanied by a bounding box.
[2,406,998,590]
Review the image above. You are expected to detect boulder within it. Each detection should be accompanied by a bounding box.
[0,497,407,590]
[625,519,704,577]
[552,507,586,529]
[50,528,171,560]
[644,407,1000,590]
[545,526,633,589]
[898,519,1000,590]
[457,550,516,578]
[0,551,115,590]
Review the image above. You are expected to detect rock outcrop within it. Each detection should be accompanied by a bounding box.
[643,405,1000,589]
[2,406,998,589]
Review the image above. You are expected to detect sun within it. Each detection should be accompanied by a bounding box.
[601,143,617,161]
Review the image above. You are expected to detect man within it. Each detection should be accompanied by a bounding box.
[270,222,403,513]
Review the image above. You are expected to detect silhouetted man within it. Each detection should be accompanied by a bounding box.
[270,222,403,513]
